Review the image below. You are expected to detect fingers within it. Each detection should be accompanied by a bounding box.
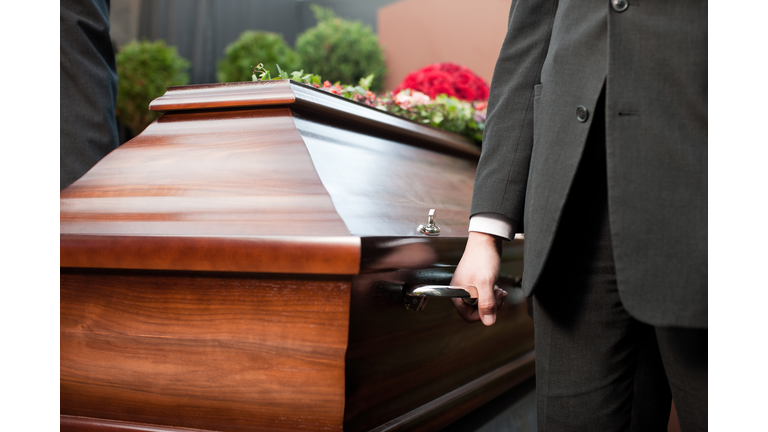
[451,297,479,323]
[450,287,508,323]
[477,286,510,326]
[477,281,497,326]
[496,288,508,310]
[449,231,504,325]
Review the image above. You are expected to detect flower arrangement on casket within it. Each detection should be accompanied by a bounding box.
[251,63,487,145]
[393,62,490,102]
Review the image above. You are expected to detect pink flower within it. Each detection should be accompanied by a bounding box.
[395,89,431,109]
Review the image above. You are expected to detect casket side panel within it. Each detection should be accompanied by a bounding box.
[342,263,535,432]
[293,115,477,238]
[60,269,351,432]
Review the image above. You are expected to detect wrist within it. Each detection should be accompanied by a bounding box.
[467,231,503,255]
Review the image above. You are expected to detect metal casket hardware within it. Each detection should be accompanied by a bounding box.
[418,209,441,236]
[404,284,477,311]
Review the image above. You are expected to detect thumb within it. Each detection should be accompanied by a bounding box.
[476,282,497,326]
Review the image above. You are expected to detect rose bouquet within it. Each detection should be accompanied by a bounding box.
[251,64,486,145]
[393,63,490,102]
[377,89,486,143]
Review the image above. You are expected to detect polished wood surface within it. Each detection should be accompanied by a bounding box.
[343,266,534,432]
[370,352,535,432]
[61,234,360,274]
[61,107,357,273]
[61,93,480,272]
[150,80,480,158]
[61,108,348,237]
[61,269,351,432]
[61,80,535,431]
[296,116,477,237]
[148,80,296,112]
[61,415,215,432]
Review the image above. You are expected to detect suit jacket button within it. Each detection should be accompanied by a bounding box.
[611,0,629,12]
[576,105,589,122]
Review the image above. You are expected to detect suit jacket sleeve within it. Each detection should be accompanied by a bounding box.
[470,0,559,232]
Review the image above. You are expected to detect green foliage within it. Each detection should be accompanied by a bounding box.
[217,31,300,83]
[250,64,485,146]
[295,5,386,91]
[116,40,190,135]
[251,63,323,86]
[382,93,485,143]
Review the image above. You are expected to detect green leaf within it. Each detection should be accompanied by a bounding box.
[275,64,289,79]
[359,74,374,90]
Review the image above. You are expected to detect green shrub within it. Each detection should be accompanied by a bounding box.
[295,5,386,91]
[116,40,190,135]
[217,31,300,83]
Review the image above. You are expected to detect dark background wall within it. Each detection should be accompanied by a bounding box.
[116,0,400,84]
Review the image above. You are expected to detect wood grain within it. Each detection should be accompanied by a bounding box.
[61,80,536,431]
[62,84,483,273]
[295,116,478,238]
[61,415,216,432]
[60,234,360,274]
[61,107,359,273]
[343,267,535,432]
[369,352,536,432]
[61,269,351,432]
[61,108,348,236]
[149,80,480,158]
[148,80,296,112]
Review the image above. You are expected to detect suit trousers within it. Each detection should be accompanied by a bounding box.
[531,93,707,431]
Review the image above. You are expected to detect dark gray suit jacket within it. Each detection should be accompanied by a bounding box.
[60,0,119,190]
[471,0,707,328]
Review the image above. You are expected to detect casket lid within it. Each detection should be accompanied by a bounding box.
[61,81,480,275]
[149,80,480,158]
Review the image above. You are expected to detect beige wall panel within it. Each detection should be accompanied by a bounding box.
[378,0,512,91]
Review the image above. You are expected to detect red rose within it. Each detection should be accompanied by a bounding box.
[429,83,454,98]
[394,62,490,101]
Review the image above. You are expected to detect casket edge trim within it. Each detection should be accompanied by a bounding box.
[60,234,361,275]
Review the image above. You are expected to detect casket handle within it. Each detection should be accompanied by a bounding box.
[401,269,521,311]
[409,284,476,298]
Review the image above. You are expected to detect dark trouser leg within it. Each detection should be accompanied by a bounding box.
[60,0,119,190]
[656,327,708,432]
[532,92,671,431]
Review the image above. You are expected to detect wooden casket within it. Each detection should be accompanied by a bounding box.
[60,80,534,432]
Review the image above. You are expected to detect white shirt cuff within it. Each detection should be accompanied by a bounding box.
[468,212,517,241]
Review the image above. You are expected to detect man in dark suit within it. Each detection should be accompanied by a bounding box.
[60,0,120,190]
[451,1,707,430]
